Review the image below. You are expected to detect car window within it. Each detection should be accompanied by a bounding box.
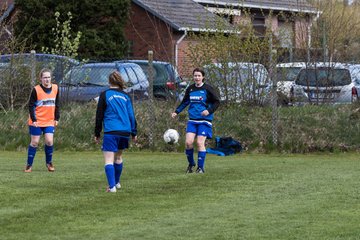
[132,65,147,82]
[164,64,180,82]
[70,66,116,86]
[153,64,168,83]
[124,66,139,85]
[135,63,167,83]
[276,67,302,82]
[0,54,78,83]
[296,68,352,87]
[118,67,130,83]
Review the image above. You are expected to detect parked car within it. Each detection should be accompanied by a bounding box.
[204,62,271,104]
[115,60,183,100]
[60,62,149,102]
[276,62,306,105]
[290,62,360,105]
[0,53,79,83]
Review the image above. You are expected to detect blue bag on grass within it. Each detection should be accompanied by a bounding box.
[206,136,242,156]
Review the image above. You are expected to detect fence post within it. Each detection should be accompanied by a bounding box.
[30,50,36,86]
[148,50,155,148]
[269,37,278,146]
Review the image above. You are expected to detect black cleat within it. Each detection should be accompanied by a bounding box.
[186,164,195,173]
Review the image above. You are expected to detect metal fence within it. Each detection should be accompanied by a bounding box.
[1,50,360,152]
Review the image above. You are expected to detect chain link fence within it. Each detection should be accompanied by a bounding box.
[1,50,360,152]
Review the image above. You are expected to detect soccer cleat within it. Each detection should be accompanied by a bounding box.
[196,167,205,174]
[46,163,55,172]
[106,186,117,193]
[115,183,121,189]
[24,165,32,173]
[186,164,195,173]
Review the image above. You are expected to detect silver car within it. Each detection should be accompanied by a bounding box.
[290,62,360,104]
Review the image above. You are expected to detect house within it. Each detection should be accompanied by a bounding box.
[125,0,318,76]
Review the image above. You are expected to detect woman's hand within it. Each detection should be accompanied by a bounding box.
[201,110,209,116]
[171,112,178,118]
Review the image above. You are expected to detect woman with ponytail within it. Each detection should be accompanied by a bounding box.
[94,71,137,193]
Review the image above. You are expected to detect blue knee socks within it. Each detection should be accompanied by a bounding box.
[105,164,115,189]
[197,151,206,170]
[27,145,37,166]
[45,145,53,164]
[185,148,195,166]
[114,162,123,185]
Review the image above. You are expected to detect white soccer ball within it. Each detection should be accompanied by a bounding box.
[163,129,180,144]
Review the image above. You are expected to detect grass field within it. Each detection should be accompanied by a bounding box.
[1,151,359,240]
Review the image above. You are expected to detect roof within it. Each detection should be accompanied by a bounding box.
[194,0,318,13]
[132,0,317,33]
[132,0,234,32]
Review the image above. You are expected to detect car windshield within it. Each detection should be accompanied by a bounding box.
[296,68,352,87]
[69,67,116,86]
[276,67,302,82]
[136,63,169,84]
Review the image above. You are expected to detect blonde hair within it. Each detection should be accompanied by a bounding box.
[109,71,126,90]
[39,68,52,79]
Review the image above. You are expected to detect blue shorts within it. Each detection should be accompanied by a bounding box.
[29,126,55,136]
[186,121,213,139]
[102,134,130,152]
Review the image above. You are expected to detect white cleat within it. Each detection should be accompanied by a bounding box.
[115,183,121,189]
[106,186,117,193]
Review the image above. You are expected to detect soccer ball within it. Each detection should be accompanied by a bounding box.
[163,129,180,144]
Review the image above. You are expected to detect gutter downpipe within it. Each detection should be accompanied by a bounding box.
[175,29,187,71]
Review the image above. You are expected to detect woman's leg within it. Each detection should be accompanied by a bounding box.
[185,132,196,173]
[196,135,207,173]
[114,151,123,188]
[44,133,54,170]
[25,135,40,171]
[103,151,116,191]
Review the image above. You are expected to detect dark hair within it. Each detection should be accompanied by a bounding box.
[193,68,205,77]
[109,71,126,90]
[39,68,52,79]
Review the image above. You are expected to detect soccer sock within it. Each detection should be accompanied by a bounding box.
[45,145,54,164]
[185,148,195,166]
[197,151,207,170]
[114,162,123,184]
[104,164,115,189]
[27,145,37,166]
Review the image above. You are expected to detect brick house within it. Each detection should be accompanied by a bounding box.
[125,0,318,76]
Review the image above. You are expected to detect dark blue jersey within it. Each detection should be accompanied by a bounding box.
[175,83,220,124]
[95,88,137,137]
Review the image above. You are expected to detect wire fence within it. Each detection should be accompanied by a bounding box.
[1,50,360,152]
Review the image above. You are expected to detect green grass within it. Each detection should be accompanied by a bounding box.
[1,151,360,240]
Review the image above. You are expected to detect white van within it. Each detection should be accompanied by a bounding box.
[290,62,360,104]
[204,62,271,104]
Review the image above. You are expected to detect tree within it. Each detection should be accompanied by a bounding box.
[311,0,360,62]
[14,0,130,60]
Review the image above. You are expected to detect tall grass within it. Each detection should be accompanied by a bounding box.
[1,101,360,152]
